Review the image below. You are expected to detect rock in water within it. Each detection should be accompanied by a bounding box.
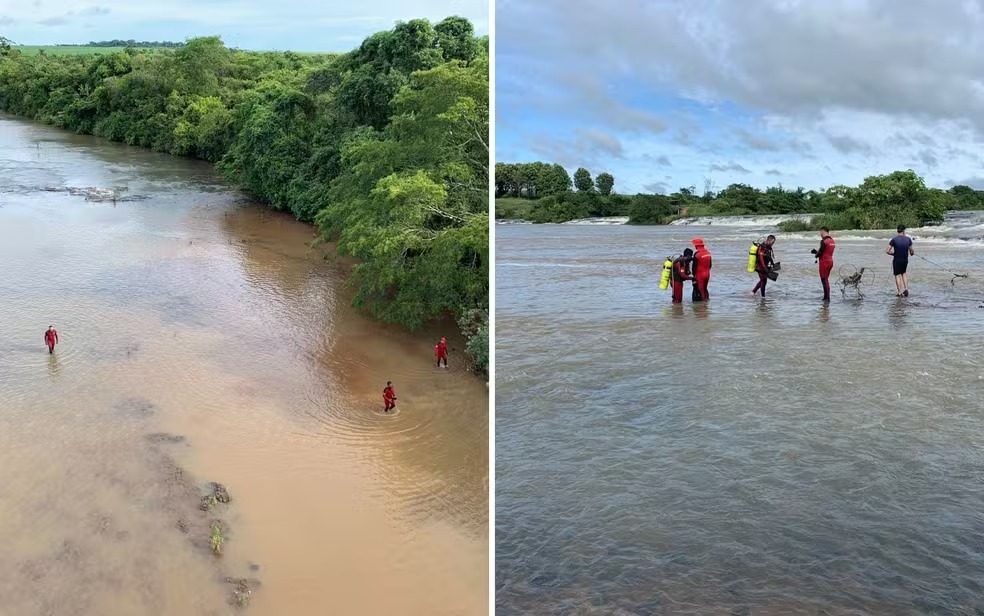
[211,482,231,504]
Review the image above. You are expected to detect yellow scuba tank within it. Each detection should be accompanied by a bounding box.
[659,257,673,290]
[746,243,759,273]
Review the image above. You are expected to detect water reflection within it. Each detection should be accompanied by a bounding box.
[888,297,909,328]
[497,223,984,614]
[47,352,60,380]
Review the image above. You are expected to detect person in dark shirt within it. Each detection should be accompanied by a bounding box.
[887,225,915,297]
[671,249,693,304]
[811,227,835,302]
[751,235,776,297]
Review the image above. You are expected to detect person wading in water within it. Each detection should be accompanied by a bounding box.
[43,325,59,354]
[887,224,915,297]
[435,337,448,368]
[383,381,397,412]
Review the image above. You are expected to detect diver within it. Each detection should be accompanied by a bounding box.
[751,235,776,297]
[671,248,694,304]
[383,381,397,412]
[811,227,835,302]
[435,337,448,368]
[43,325,59,354]
[887,224,914,297]
[691,238,712,301]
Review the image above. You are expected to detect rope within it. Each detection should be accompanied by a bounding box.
[914,254,969,285]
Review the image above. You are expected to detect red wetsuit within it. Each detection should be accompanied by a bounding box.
[752,244,774,297]
[44,328,59,353]
[692,247,712,300]
[671,256,692,304]
[436,339,448,367]
[816,235,835,301]
[383,385,397,411]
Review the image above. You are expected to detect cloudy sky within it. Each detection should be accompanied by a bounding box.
[0,0,487,51]
[497,0,984,194]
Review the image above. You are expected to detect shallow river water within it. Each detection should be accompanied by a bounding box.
[0,116,488,616]
[496,220,984,615]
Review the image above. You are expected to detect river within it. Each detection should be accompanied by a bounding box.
[0,116,488,616]
[496,218,984,614]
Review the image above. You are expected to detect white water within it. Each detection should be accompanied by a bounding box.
[563,216,630,225]
[670,213,817,227]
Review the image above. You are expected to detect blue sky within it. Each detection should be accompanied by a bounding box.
[497,0,984,194]
[0,0,487,51]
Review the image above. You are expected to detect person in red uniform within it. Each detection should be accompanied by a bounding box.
[811,227,835,302]
[751,235,776,297]
[670,249,693,304]
[383,381,397,412]
[691,238,712,301]
[43,325,59,354]
[435,337,448,368]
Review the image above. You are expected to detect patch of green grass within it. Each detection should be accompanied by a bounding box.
[14,45,158,56]
[210,521,224,556]
[776,219,814,233]
[495,197,535,220]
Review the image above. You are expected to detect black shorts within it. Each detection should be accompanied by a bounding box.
[893,260,908,276]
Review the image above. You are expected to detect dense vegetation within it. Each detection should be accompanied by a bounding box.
[14,46,161,56]
[0,20,489,375]
[496,159,984,231]
[83,40,185,48]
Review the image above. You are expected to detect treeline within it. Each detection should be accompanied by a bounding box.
[495,162,615,198]
[496,159,984,231]
[0,19,489,374]
[83,40,185,48]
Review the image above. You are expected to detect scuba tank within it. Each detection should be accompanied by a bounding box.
[746,243,759,273]
[659,257,673,290]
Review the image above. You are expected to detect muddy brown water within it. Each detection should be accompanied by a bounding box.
[0,116,488,616]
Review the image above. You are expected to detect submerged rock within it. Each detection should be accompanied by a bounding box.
[225,577,261,609]
[114,397,157,418]
[200,482,232,511]
[146,433,186,445]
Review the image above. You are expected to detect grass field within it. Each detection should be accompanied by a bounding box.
[13,45,337,57]
[14,46,158,56]
[495,198,537,220]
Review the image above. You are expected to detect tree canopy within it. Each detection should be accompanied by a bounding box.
[496,158,981,231]
[0,20,489,374]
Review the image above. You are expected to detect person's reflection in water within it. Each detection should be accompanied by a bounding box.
[663,303,686,319]
[756,297,774,317]
[817,304,830,323]
[47,352,60,380]
[692,301,709,320]
[888,296,908,329]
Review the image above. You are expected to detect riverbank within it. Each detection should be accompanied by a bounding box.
[0,19,489,376]
[0,115,488,615]
[495,170,983,232]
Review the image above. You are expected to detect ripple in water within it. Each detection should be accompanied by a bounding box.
[497,223,984,615]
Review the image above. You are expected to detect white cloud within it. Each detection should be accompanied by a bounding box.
[498,0,984,192]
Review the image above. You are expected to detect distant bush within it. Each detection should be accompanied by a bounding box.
[776,219,813,233]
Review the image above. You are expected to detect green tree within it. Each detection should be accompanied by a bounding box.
[595,171,614,196]
[0,19,490,373]
[538,163,572,196]
[573,167,593,192]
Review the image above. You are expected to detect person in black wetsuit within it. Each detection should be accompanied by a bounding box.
[751,235,776,297]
